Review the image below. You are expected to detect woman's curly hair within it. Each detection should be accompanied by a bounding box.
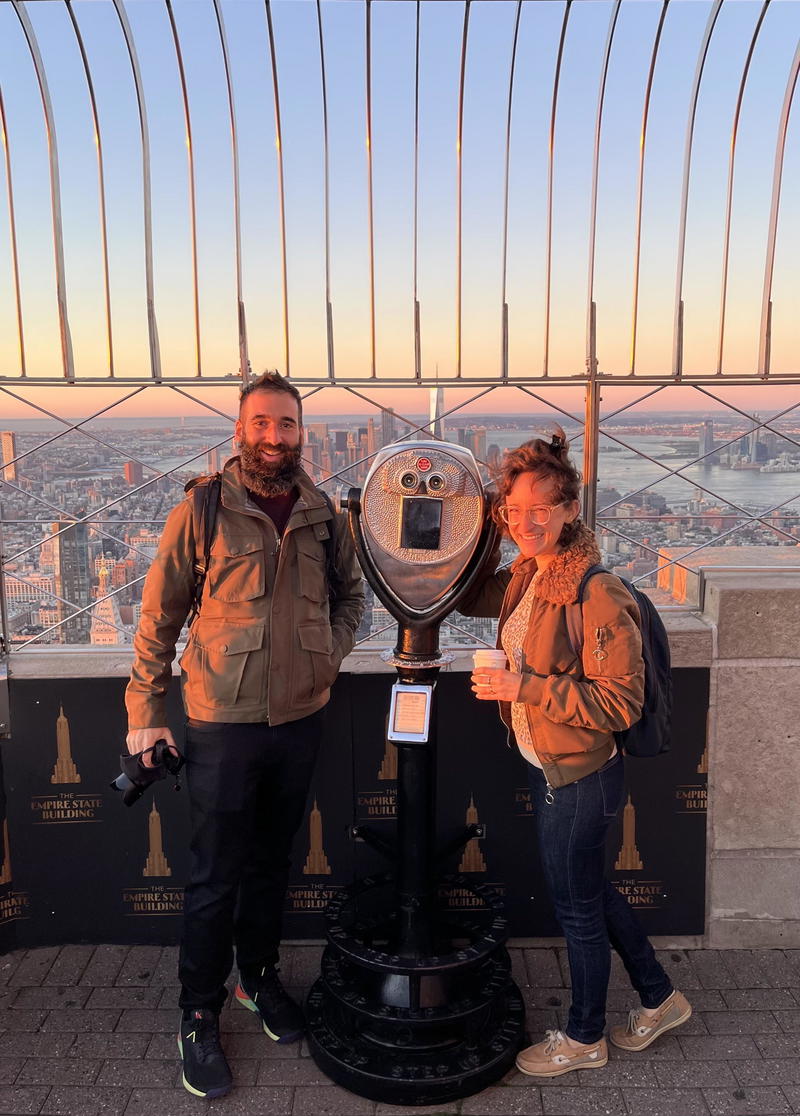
[491,425,583,548]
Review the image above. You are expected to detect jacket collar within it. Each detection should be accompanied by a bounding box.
[510,523,602,605]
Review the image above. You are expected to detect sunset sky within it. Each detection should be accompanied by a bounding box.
[0,0,798,415]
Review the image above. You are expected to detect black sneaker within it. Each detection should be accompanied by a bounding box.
[235,965,305,1043]
[177,1008,233,1099]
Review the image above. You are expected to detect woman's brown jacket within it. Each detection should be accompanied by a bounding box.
[459,524,644,788]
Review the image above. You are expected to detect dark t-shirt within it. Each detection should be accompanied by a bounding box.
[246,487,297,537]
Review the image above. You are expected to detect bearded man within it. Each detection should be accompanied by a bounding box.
[125,371,364,1099]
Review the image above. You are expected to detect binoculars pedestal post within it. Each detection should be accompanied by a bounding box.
[306,628,525,1106]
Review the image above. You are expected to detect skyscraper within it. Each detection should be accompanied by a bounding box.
[124,460,143,486]
[50,520,92,644]
[381,407,397,448]
[429,387,445,441]
[1,431,18,482]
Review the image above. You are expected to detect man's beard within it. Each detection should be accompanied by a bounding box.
[239,442,303,497]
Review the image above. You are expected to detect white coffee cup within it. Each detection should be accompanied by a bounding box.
[472,649,508,673]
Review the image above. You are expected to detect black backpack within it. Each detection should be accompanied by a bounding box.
[565,563,672,758]
[184,474,341,626]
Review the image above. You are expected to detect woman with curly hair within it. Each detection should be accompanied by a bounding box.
[460,429,691,1078]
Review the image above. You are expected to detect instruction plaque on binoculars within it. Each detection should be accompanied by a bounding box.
[387,684,433,743]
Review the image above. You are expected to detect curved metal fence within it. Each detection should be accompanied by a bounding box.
[0,0,799,649]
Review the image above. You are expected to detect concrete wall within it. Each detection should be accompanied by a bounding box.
[702,571,800,947]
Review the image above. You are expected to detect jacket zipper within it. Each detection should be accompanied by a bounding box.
[265,518,282,722]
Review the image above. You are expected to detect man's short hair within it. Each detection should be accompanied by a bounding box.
[239,370,303,425]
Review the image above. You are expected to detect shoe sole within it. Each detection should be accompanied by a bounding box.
[234,983,304,1044]
[609,1003,693,1051]
[515,1051,608,1078]
[176,1035,232,1099]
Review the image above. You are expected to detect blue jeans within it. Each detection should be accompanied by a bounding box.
[528,754,673,1043]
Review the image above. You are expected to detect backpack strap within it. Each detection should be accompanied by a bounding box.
[564,562,606,659]
[185,472,222,627]
[316,488,342,605]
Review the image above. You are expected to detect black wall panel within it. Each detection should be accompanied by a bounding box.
[0,667,708,949]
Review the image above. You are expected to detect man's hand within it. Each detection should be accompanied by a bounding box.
[126,727,178,767]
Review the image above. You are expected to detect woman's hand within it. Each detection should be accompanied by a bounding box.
[471,667,523,702]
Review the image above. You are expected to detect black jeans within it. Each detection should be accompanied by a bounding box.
[528,753,673,1043]
[178,711,323,1013]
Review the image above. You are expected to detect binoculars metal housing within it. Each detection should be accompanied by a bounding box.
[307,440,524,1104]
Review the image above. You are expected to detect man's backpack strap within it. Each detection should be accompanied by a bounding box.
[565,563,606,659]
[316,488,342,605]
[185,472,222,626]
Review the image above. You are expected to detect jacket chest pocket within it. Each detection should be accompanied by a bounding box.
[295,534,327,603]
[208,533,265,602]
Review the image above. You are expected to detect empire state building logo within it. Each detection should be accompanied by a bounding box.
[458,794,486,874]
[615,795,644,871]
[303,800,331,876]
[377,737,397,781]
[51,705,80,784]
[142,801,172,877]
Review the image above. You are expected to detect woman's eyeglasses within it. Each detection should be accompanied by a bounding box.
[497,502,565,526]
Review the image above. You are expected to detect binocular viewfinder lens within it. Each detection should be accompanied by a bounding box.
[426,473,446,492]
[400,471,419,490]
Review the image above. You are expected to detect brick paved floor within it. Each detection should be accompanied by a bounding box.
[0,945,798,1115]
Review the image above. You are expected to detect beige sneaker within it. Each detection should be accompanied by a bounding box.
[515,1029,608,1077]
[609,989,692,1051]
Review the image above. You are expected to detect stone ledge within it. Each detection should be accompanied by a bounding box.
[6,610,712,678]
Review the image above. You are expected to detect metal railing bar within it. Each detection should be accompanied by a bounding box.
[308,384,499,488]
[500,0,523,384]
[717,0,770,376]
[4,442,227,567]
[354,618,396,647]
[315,0,334,383]
[439,616,494,647]
[758,37,800,379]
[0,384,148,469]
[511,383,585,429]
[543,0,572,379]
[630,0,669,375]
[4,372,800,388]
[264,0,290,379]
[594,432,800,546]
[598,383,669,425]
[413,0,421,383]
[365,0,377,379]
[212,0,249,383]
[65,0,114,379]
[111,0,161,381]
[672,0,724,379]
[1,475,167,567]
[10,0,75,382]
[165,0,201,378]
[455,0,470,381]
[11,571,147,650]
[691,384,800,455]
[166,383,237,425]
[3,568,135,643]
[586,0,621,370]
[0,83,26,377]
[610,487,800,585]
[597,399,800,516]
[598,520,709,584]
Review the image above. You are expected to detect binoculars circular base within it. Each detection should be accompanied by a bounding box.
[306,979,525,1106]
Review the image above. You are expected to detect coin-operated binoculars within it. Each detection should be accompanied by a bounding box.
[307,441,524,1106]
